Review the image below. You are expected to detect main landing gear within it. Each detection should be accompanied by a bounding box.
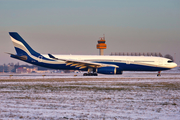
[157,71,161,76]
[83,68,98,76]
[83,73,98,76]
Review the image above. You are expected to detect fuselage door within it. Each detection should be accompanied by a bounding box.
[38,56,43,62]
[126,58,133,64]
[158,59,163,65]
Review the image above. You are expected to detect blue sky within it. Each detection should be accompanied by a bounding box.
[0,0,180,64]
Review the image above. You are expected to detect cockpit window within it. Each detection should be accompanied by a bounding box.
[168,60,173,63]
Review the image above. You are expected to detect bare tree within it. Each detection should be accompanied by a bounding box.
[159,53,163,57]
[164,54,174,61]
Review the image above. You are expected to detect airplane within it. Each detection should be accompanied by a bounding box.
[7,32,177,76]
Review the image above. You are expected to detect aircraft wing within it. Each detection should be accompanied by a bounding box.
[48,54,119,69]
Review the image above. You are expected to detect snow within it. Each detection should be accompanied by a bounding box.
[0,71,180,119]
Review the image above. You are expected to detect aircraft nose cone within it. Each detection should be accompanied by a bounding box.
[172,63,177,68]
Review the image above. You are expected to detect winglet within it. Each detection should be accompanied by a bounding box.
[48,54,58,60]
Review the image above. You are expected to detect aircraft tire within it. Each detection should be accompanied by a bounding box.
[83,73,88,76]
[83,73,98,76]
[157,74,161,76]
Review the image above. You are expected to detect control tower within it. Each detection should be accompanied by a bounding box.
[96,35,107,55]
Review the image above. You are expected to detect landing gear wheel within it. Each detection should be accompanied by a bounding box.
[157,71,161,76]
[92,73,98,76]
[157,74,161,76]
[83,73,98,76]
[83,73,88,76]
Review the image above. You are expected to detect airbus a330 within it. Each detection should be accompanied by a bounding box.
[7,32,177,76]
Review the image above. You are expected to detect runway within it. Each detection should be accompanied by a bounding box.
[0,71,180,119]
[0,69,180,79]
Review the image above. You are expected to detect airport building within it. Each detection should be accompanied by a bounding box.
[97,35,107,55]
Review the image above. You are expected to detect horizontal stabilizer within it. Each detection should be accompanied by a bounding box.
[5,52,27,61]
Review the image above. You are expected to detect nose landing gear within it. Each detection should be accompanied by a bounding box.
[157,71,161,76]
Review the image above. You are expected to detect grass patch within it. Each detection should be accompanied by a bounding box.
[159,102,177,106]
[0,79,180,92]
[9,96,31,99]
[0,83,130,92]
[0,77,180,82]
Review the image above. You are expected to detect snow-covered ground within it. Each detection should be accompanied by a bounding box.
[0,71,180,119]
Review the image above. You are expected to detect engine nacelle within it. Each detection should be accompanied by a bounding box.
[97,67,117,74]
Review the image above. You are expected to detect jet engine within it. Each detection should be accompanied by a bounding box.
[97,67,119,74]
